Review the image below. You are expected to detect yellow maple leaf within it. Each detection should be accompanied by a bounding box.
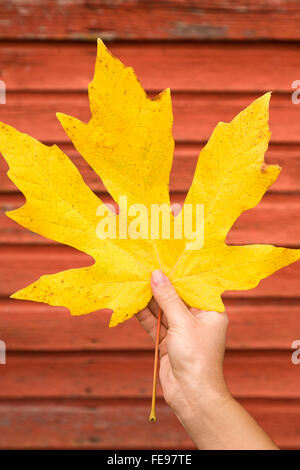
[0,39,299,328]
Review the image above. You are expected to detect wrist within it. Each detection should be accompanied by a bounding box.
[169,382,234,448]
[171,389,277,450]
[172,381,232,420]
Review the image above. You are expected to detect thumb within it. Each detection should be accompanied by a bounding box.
[151,270,190,327]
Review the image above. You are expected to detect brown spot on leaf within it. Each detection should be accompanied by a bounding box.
[260,162,268,173]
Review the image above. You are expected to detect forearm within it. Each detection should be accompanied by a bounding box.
[172,389,278,450]
[143,273,278,450]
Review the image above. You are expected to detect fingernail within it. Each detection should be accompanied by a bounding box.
[151,270,167,287]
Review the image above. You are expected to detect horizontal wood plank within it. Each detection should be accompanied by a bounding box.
[2,144,300,194]
[0,400,298,449]
[0,351,298,400]
[1,42,300,93]
[2,1,300,453]
[0,400,194,449]
[0,246,300,299]
[1,193,300,246]
[0,93,297,144]
[1,0,300,41]
[0,299,298,351]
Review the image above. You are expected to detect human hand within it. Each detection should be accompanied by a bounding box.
[137,269,230,421]
[137,270,277,450]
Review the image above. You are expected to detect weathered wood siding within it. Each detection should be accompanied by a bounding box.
[0,0,300,449]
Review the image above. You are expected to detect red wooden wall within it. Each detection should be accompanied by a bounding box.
[0,0,300,449]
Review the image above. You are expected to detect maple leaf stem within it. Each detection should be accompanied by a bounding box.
[149,306,162,423]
